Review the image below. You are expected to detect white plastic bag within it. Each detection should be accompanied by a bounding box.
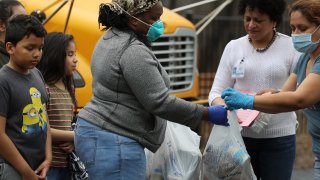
[249,112,271,133]
[201,111,256,180]
[145,121,202,180]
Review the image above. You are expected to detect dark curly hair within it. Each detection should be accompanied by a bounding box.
[238,0,286,28]
[98,4,130,31]
[98,3,150,47]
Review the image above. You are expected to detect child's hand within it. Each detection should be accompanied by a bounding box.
[59,142,74,153]
[21,168,38,180]
[35,160,51,180]
[22,173,38,180]
[21,169,38,180]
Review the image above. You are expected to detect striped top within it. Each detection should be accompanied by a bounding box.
[46,84,74,167]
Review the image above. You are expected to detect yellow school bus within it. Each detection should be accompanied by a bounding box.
[22,0,202,109]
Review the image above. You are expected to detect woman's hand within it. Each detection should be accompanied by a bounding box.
[207,105,229,126]
[256,88,279,95]
[221,88,254,110]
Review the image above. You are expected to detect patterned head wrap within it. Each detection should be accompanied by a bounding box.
[105,0,160,15]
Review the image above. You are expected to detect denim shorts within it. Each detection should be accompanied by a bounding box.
[74,118,146,180]
[0,163,21,180]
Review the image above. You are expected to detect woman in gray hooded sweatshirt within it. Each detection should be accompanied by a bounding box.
[74,0,229,179]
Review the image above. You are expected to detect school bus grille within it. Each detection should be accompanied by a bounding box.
[151,28,197,93]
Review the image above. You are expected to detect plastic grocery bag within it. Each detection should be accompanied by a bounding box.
[201,111,256,180]
[145,121,202,180]
[248,112,271,133]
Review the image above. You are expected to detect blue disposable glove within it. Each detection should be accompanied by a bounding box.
[208,105,229,126]
[221,88,254,110]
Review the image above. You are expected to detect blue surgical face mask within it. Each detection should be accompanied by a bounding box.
[131,17,164,42]
[114,3,164,42]
[146,20,164,42]
[292,25,320,53]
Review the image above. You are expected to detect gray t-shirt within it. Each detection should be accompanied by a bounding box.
[0,66,48,170]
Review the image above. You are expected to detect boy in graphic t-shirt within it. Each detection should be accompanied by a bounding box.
[0,15,51,180]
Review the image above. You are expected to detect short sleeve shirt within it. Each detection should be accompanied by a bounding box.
[0,66,48,170]
[294,53,320,157]
[46,85,73,167]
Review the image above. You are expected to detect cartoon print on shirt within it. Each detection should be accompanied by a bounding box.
[22,87,47,134]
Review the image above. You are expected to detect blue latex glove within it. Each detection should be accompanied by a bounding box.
[221,88,254,110]
[208,105,229,126]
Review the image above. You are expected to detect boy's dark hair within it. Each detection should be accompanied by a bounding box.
[5,14,47,45]
[0,0,24,24]
[36,32,77,107]
[238,0,286,28]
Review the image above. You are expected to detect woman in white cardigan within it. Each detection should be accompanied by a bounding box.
[209,0,300,179]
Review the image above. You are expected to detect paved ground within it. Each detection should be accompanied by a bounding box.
[291,169,313,180]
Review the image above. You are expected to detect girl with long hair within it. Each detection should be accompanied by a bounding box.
[37,32,78,180]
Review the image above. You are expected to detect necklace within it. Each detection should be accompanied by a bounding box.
[249,31,277,53]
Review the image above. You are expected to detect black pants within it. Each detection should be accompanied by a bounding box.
[243,135,296,180]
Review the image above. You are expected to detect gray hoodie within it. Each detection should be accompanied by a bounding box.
[78,28,205,152]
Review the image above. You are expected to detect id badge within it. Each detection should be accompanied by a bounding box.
[232,59,245,78]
